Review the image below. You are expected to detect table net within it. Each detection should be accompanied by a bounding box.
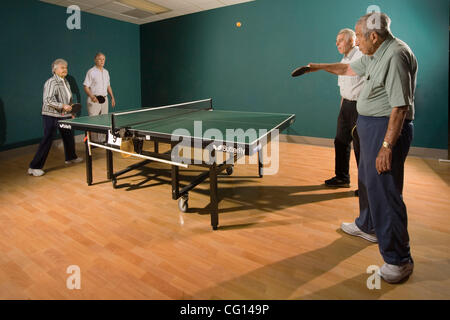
[111,98,212,132]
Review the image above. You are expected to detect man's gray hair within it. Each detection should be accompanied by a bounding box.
[356,12,392,40]
[95,52,105,59]
[338,28,356,43]
[52,58,68,73]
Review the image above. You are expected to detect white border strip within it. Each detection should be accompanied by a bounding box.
[113,98,212,116]
[88,142,188,168]
[249,114,296,146]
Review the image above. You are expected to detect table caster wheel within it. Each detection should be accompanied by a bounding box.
[178,194,188,212]
[226,165,234,176]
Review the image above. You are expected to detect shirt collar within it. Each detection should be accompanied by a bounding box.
[345,47,357,60]
[372,35,394,60]
[54,74,66,82]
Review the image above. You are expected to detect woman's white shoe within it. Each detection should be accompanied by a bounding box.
[27,168,45,176]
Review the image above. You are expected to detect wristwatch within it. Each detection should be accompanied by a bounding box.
[382,141,392,149]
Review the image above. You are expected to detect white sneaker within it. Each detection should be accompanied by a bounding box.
[65,157,83,164]
[28,168,45,176]
[378,259,414,284]
[341,222,378,243]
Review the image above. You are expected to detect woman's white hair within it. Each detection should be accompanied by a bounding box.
[52,58,68,73]
[338,28,356,44]
[356,12,392,40]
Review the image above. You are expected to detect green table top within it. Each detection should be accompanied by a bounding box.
[61,106,295,145]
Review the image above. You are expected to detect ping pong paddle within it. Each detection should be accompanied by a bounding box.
[291,66,311,77]
[96,95,106,104]
[70,103,82,115]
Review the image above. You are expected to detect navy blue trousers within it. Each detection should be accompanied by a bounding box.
[355,115,413,265]
[29,115,77,169]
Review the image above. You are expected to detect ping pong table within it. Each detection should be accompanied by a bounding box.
[59,99,295,230]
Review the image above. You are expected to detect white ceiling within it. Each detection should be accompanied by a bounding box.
[39,0,255,25]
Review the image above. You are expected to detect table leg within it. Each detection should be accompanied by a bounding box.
[258,147,263,178]
[85,132,92,185]
[209,161,219,230]
[171,165,179,200]
[106,149,113,180]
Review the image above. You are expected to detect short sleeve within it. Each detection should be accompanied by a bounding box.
[385,52,414,108]
[106,70,111,87]
[350,55,369,77]
[83,70,92,87]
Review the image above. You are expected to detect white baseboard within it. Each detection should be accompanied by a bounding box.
[279,134,448,160]
[0,134,85,161]
[0,134,448,161]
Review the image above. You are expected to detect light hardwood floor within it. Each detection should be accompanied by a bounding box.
[0,141,449,299]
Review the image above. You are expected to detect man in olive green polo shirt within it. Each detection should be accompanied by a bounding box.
[305,12,417,284]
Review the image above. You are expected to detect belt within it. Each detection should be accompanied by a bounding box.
[343,98,357,102]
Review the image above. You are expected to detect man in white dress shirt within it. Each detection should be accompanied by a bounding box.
[324,29,364,193]
[83,52,116,142]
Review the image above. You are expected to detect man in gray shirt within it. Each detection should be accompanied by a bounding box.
[306,12,417,284]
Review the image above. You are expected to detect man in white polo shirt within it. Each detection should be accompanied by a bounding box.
[324,29,364,194]
[83,52,116,142]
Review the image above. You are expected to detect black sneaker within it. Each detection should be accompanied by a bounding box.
[324,176,350,187]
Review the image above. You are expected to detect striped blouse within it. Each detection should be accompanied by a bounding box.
[41,74,73,118]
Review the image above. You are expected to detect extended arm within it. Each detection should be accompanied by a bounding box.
[308,63,357,76]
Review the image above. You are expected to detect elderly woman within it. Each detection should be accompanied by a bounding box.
[28,58,82,176]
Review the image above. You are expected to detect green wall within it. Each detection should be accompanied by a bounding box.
[0,0,447,151]
[140,0,448,149]
[0,0,141,151]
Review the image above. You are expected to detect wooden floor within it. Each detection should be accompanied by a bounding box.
[0,141,449,300]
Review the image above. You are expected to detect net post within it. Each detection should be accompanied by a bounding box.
[111,113,116,136]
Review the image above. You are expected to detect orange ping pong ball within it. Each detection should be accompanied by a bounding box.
[236,21,242,27]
